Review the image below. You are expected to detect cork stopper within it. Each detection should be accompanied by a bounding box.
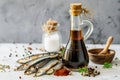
[70,3,82,16]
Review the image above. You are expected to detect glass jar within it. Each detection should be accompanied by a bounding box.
[42,31,61,52]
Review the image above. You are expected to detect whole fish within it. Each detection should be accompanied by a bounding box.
[17,53,56,64]
[34,60,59,77]
[24,58,51,75]
[16,53,59,71]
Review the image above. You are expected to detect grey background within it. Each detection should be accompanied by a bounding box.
[0,0,119,44]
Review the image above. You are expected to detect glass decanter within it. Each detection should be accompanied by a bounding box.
[62,3,93,70]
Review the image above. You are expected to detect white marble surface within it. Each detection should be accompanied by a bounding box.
[0,43,120,80]
[0,0,119,43]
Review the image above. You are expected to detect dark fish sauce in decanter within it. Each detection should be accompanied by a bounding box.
[62,3,92,70]
[62,30,89,69]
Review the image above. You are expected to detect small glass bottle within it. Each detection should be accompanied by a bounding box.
[42,19,61,52]
[62,3,93,70]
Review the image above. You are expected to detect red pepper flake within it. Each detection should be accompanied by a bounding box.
[54,68,71,76]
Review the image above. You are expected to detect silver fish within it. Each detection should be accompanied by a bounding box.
[17,53,59,71]
[17,53,56,64]
[34,60,59,77]
[24,58,51,75]
[46,62,62,75]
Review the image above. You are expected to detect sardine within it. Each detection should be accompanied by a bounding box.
[16,53,59,71]
[24,58,51,75]
[17,53,57,64]
[46,62,62,75]
[34,60,59,77]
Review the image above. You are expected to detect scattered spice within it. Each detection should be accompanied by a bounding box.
[9,53,12,57]
[79,66,100,77]
[95,66,97,68]
[115,57,119,60]
[29,42,32,45]
[22,54,25,57]
[15,54,18,57]
[28,51,32,54]
[54,67,71,76]
[115,63,118,66]
[27,47,32,50]
[15,51,17,53]
[0,64,10,72]
[24,50,30,56]
[19,76,22,79]
[39,48,46,52]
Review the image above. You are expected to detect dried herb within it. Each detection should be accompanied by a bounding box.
[61,49,65,54]
[0,64,10,72]
[78,67,100,77]
[115,57,119,60]
[60,47,65,54]
[78,66,88,73]
[103,62,112,68]
[24,49,30,56]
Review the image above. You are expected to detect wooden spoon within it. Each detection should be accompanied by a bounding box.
[98,36,113,55]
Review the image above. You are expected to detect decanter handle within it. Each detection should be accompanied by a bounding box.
[82,20,93,40]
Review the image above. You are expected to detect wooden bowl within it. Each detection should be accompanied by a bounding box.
[88,48,115,64]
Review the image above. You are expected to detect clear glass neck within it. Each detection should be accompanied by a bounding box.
[71,15,82,30]
[70,14,83,40]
